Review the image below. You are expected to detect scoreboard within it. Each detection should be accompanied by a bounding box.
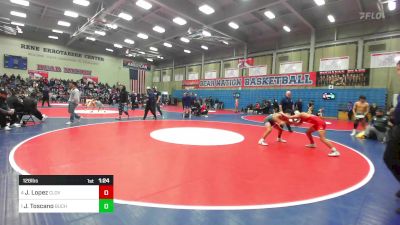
[19,175,113,213]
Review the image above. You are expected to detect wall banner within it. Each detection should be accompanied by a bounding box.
[316,69,369,87]
[319,56,350,71]
[122,59,151,71]
[198,72,316,89]
[279,61,303,74]
[370,51,400,68]
[28,70,48,79]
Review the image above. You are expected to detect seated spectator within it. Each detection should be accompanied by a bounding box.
[200,103,208,117]
[23,92,47,122]
[0,89,20,130]
[6,89,24,114]
[254,102,262,114]
[364,108,389,142]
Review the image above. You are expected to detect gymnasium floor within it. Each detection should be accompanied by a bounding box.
[1,105,400,225]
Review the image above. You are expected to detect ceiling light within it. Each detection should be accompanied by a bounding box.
[58,21,71,27]
[118,12,132,21]
[114,43,123,48]
[136,0,152,10]
[95,30,106,36]
[283,25,291,32]
[173,17,187,25]
[127,54,133,57]
[139,51,145,54]
[149,47,158,51]
[199,4,215,15]
[160,56,164,59]
[52,29,63,33]
[124,39,135,44]
[10,0,29,7]
[202,30,211,37]
[147,58,154,62]
[228,22,239,29]
[64,10,78,18]
[11,21,24,26]
[180,37,190,43]
[163,43,172,48]
[153,25,165,33]
[48,35,58,40]
[106,48,114,52]
[184,49,191,54]
[264,10,275,19]
[314,0,325,6]
[86,37,95,41]
[201,45,208,50]
[137,33,148,39]
[222,40,229,45]
[327,14,335,23]
[388,0,397,11]
[157,55,161,59]
[10,11,26,18]
[105,24,118,29]
[73,0,90,6]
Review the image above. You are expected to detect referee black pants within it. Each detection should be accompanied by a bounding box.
[143,102,157,120]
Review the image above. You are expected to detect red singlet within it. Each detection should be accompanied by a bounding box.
[302,115,326,130]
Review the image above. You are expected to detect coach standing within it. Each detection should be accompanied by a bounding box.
[384,60,400,213]
[279,90,294,132]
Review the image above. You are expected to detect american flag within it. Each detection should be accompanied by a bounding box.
[130,69,146,94]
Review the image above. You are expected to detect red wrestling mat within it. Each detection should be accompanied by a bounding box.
[162,105,239,115]
[39,107,156,118]
[10,121,373,210]
[242,115,357,131]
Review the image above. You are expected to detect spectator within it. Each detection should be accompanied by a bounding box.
[0,89,19,130]
[347,101,353,121]
[272,99,279,113]
[295,98,303,112]
[42,85,51,107]
[23,92,47,121]
[364,108,388,142]
[6,89,24,114]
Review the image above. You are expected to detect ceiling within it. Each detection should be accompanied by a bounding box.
[0,0,399,64]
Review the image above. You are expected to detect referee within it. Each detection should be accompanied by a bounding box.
[383,60,400,213]
[279,90,294,132]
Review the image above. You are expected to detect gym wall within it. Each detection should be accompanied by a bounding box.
[0,34,152,90]
[151,37,400,105]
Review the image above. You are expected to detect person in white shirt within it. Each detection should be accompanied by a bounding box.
[66,82,81,125]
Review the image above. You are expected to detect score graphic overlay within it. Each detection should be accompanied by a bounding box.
[19,175,113,213]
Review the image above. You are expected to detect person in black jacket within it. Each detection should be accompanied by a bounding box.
[0,89,19,130]
[153,87,163,118]
[23,92,46,121]
[6,89,24,114]
[116,85,129,120]
[143,87,157,120]
[41,85,51,107]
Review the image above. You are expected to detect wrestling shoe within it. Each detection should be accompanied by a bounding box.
[328,151,340,157]
[11,123,21,128]
[65,121,72,125]
[277,138,287,143]
[258,139,268,146]
[1,126,12,131]
[305,144,316,148]
[350,130,357,136]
